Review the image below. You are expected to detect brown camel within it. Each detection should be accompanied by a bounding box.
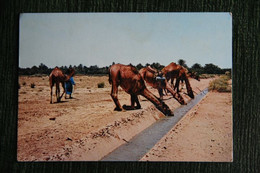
[109,64,173,116]
[168,68,200,93]
[49,67,75,104]
[139,66,186,105]
[161,62,194,99]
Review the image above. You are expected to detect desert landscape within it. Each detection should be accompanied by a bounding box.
[17,74,232,161]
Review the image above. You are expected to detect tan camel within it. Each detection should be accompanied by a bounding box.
[139,66,186,105]
[161,62,194,99]
[109,64,173,116]
[49,67,75,104]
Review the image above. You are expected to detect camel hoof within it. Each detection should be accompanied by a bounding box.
[114,107,122,111]
[181,102,187,105]
[135,106,141,109]
[122,105,135,110]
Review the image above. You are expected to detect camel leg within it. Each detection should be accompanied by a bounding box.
[170,77,175,89]
[134,95,141,109]
[49,77,54,104]
[60,82,65,100]
[110,82,123,111]
[56,82,60,102]
[50,85,53,104]
[141,88,173,116]
[174,78,180,92]
[158,88,163,100]
[123,94,141,110]
[180,79,185,91]
[163,88,168,96]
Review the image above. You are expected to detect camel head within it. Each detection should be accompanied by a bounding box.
[67,68,75,76]
[157,100,174,116]
[64,68,75,81]
[187,89,194,99]
[176,93,186,105]
[188,71,200,81]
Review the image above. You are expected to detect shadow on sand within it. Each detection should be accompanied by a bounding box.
[53,100,69,104]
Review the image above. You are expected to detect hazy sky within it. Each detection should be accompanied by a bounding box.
[19,13,232,68]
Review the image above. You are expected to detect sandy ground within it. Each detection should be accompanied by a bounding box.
[140,92,233,162]
[17,75,231,161]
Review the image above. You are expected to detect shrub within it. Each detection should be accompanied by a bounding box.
[22,82,26,86]
[31,83,35,88]
[208,75,231,92]
[97,82,105,88]
[225,71,232,79]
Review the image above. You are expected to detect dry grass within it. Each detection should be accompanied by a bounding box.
[208,75,231,92]
[200,74,216,79]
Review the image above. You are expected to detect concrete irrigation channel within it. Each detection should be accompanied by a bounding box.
[101,88,209,161]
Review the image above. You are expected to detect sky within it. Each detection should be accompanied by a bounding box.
[19,13,232,69]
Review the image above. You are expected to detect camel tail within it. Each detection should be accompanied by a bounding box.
[108,67,112,84]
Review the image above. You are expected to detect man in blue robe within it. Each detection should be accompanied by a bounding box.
[65,76,76,99]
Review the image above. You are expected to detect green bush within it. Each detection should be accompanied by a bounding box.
[208,75,231,92]
[97,82,105,88]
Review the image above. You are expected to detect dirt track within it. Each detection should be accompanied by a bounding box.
[18,75,231,161]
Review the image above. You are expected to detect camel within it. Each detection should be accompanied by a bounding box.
[161,62,194,99]
[49,67,75,104]
[139,66,186,105]
[187,71,200,81]
[109,64,173,116]
[168,68,200,92]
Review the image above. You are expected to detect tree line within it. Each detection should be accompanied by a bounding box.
[19,59,231,76]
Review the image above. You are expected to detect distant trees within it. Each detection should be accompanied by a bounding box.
[150,62,165,71]
[19,60,231,76]
[136,63,144,70]
[190,63,204,75]
[203,63,222,74]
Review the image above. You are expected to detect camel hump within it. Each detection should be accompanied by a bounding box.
[130,65,139,74]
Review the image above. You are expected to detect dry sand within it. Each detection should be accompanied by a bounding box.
[18,75,231,161]
[141,92,233,162]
